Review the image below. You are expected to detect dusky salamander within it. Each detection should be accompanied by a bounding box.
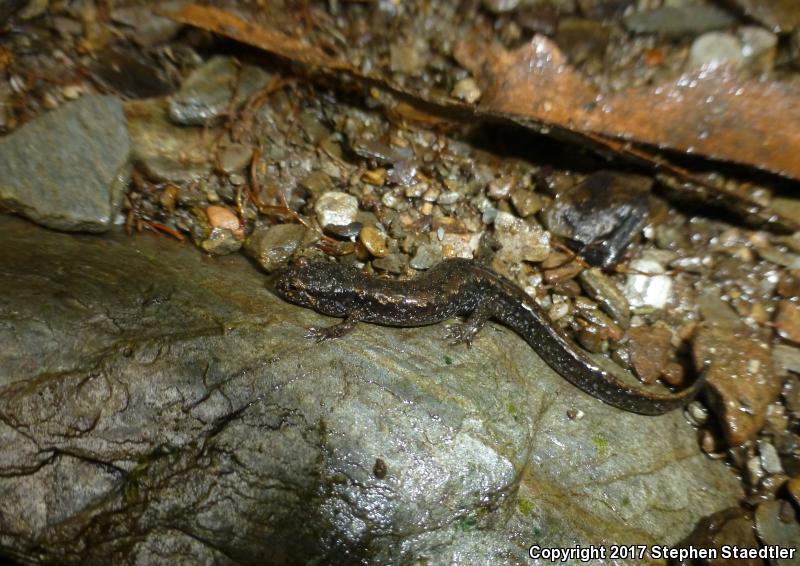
[275,257,703,415]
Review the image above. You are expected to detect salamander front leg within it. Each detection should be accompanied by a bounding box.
[305,313,361,342]
[443,301,494,348]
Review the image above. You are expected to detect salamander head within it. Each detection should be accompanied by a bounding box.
[274,257,350,313]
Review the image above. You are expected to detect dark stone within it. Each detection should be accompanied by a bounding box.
[0,96,130,233]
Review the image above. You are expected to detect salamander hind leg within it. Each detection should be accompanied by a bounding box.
[305,313,361,342]
[443,302,493,349]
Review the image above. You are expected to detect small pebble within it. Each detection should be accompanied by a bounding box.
[511,188,544,217]
[243,223,314,272]
[487,176,516,200]
[451,77,482,104]
[315,191,359,228]
[577,325,608,354]
[372,253,408,274]
[324,222,362,240]
[437,191,461,205]
[579,268,630,327]
[775,300,800,344]
[755,500,800,553]
[746,455,764,485]
[660,361,685,387]
[218,143,252,174]
[200,228,242,255]
[362,168,387,186]
[687,32,743,71]
[759,441,783,474]
[493,211,550,263]
[422,186,440,203]
[410,244,443,270]
[624,253,672,310]
[544,263,583,285]
[686,402,709,426]
[206,205,243,239]
[482,0,519,14]
[359,225,389,258]
[738,26,777,75]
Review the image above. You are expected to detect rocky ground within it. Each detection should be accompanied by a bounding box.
[0,1,799,564]
[0,215,742,564]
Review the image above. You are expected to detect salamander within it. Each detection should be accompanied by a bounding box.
[275,257,703,415]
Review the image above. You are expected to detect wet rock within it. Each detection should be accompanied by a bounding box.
[697,288,742,329]
[738,26,777,75]
[729,0,800,33]
[437,190,461,205]
[693,325,780,445]
[623,251,673,311]
[555,18,610,67]
[372,252,408,274]
[389,37,427,75]
[482,0,520,14]
[362,168,387,187]
[487,176,516,200]
[577,323,609,353]
[299,170,335,198]
[206,205,243,240]
[387,160,418,186]
[545,171,651,269]
[315,191,359,229]
[188,206,241,255]
[168,56,272,126]
[578,268,630,327]
[774,344,800,376]
[349,138,413,168]
[687,32,743,72]
[126,99,215,182]
[359,225,389,258]
[217,143,252,175]
[451,77,481,104]
[198,228,242,255]
[628,325,673,385]
[775,300,800,344]
[0,217,744,563]
[754,500,800,557]
[110,3,183,46]
[759,441,783,474]
[410,244,443,270]
[510,188,544,218]
[244,223,316,273]
[686,402,709,426]
[543,260,583,285]
[777,270,800,298]
[0,95,130,233]
[624,5,735,38]
[677,507,761,566]
[324,221,361,240]
[493,211,550,264]
[756,245,800,269]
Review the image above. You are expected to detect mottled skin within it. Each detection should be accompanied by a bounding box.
[275,258,704,415]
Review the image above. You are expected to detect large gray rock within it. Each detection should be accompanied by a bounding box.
[0,216,742,564]
[0,96,130,233]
